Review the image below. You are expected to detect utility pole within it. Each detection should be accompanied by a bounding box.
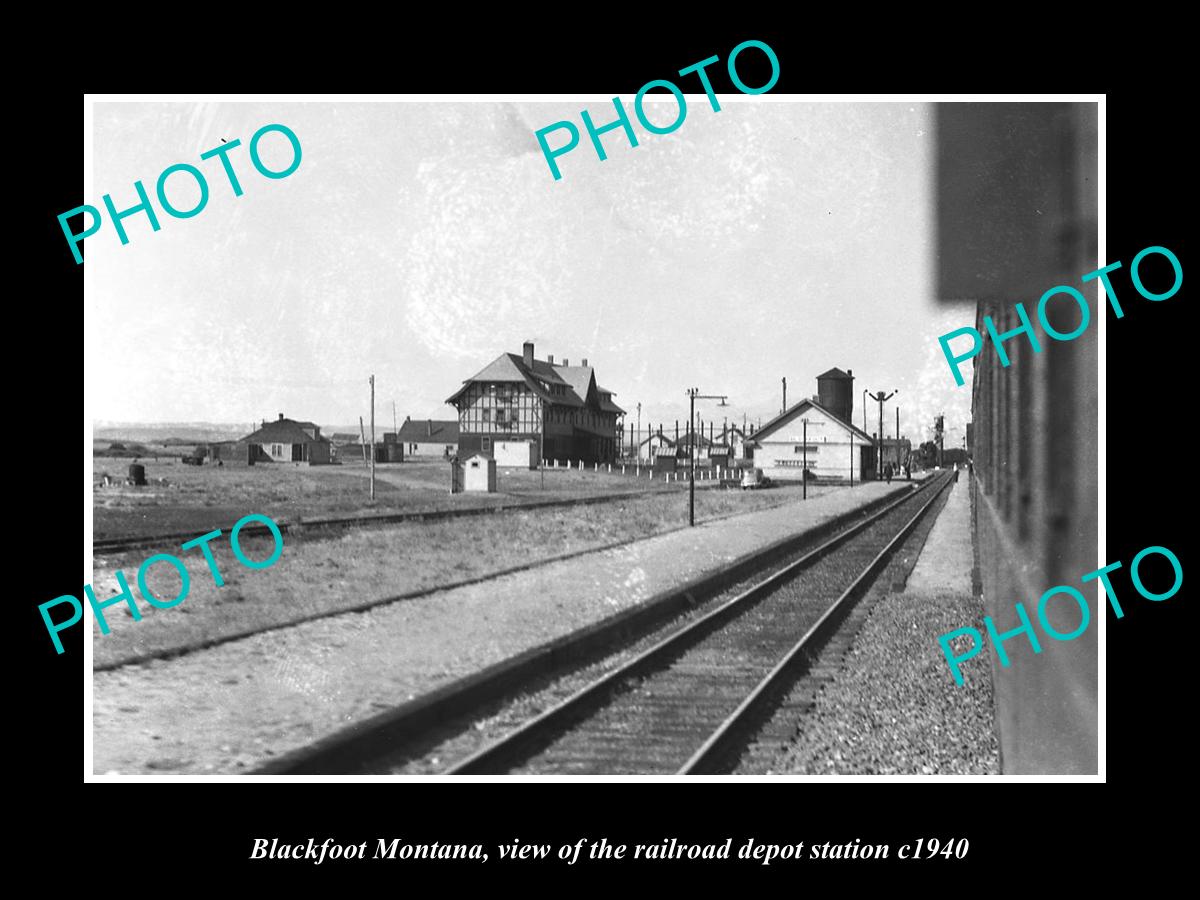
[687,388,728,526]
[781,377,787,415]
[689,393,695,524]
[637,402,642,459]
[369,375,376,500]
[866,389,898,477]
[849,433,854,487]
[802,418,808,500]
[393,400,398,437]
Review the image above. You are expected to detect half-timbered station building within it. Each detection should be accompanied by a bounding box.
[446,341,625,467]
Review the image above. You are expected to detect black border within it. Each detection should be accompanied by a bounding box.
[27,26,1182,886]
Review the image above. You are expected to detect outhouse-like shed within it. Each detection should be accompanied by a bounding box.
[463,452,497,492]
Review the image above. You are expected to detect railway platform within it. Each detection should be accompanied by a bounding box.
[94,480,913,774]
[557,480,913,609]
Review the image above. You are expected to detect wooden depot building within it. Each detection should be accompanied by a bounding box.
[749,368,875,483]
[446,341,625,467]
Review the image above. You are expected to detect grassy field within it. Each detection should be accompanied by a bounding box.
[91,481,835,668]
[92,456,684,539]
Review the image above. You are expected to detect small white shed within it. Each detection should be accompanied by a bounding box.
[463,452,498,492]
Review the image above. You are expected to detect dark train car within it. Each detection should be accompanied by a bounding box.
[937,103,1098,774]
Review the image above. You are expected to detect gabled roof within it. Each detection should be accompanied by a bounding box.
[446,353,579,407]
[555,365,597,407]
[596,386,626,415]
[242,418,331,445]
[816,367,853,380]
[751,398,873,444]
[639,434,675,447]
[397,419,460,443]
[446,351,629,416]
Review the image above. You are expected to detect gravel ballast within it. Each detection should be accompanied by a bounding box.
[777,588,999,774]
[778,478,999,775]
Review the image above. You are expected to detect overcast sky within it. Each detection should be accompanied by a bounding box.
[87,100,974,448]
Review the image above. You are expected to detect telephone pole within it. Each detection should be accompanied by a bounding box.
[866,388,898,477]
[687,388,729,526]
[802,418,808,500]
[369,375,376,500]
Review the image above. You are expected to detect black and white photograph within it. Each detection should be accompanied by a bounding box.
[78,94,1103,780]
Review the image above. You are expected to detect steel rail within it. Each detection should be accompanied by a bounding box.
[678,473,953,774]
[442,474,949,775]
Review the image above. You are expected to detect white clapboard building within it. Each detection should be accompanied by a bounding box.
[749,368,875,483]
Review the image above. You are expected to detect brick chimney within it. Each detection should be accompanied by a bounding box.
[562,358,569,366]
[278,413,284,421]
[523,341,534,368]
[582,358,588,367]
[547,354,554,365]
[427,419,432,436]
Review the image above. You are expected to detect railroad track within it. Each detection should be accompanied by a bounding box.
[250,479,931,775]
[442,471,954,775]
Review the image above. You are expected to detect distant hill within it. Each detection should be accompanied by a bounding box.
[92,421,396,443]
[93,422,253,443]
[326,425,406,438]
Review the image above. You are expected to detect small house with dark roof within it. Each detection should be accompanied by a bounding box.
[397,416,460,458]
[240,414,333,465]
[637,432,676,463]
[716,425,750,459]
[446,341,625,466]
[749,370,875,483]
